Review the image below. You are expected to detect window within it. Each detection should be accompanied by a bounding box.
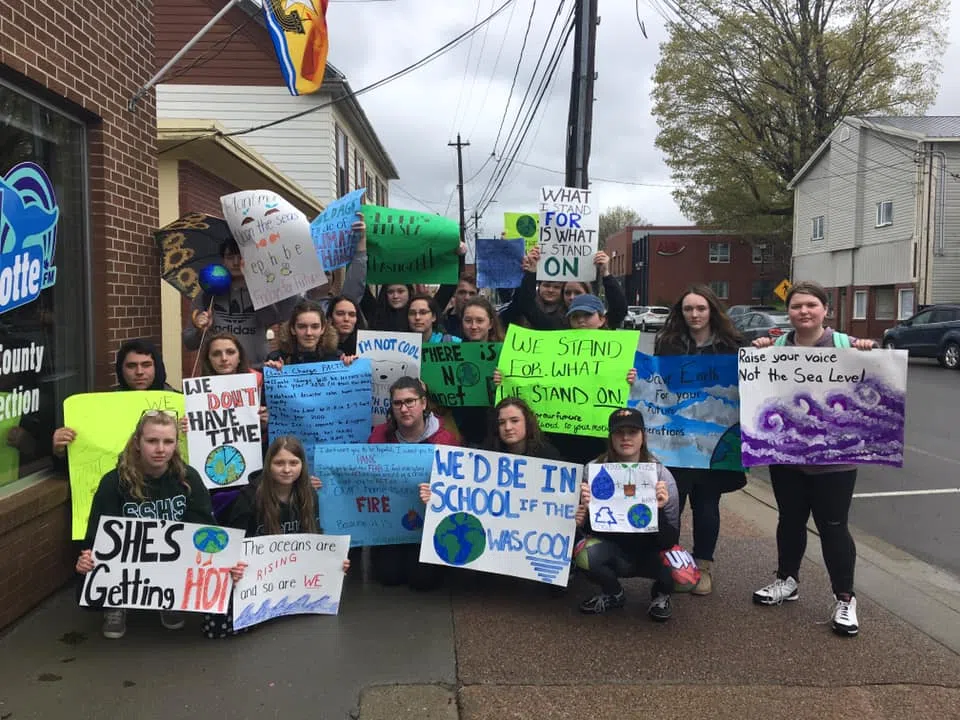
[354,155,365,192]
[709,280,729,299]
[931,308,960,324]
[335,125,349,196]
[853,290,868,320]
[876,201,893,227]
[874,287,895,321]
[0,81,90,487]
[898,288,915,320]
[812,216,824,241]
[751,279,772,300]
[910,309,933,325]
[751,246,766,263]
[365,171,374,195]
[708,242,730,263]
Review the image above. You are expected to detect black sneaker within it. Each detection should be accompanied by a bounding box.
[578,589,625,614]
[647,593,672,622]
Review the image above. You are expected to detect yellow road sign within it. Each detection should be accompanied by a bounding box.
[773,279,792,302]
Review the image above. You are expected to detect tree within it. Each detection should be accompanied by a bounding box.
[652,0,947,255]
[599,205,648,245]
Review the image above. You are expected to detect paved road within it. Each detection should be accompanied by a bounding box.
[849,358,960,577]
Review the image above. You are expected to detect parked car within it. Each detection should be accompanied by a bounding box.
[727,304,777,319]
[734,311,792,342]
[882,304,960,369]
[636,306,671,332]
[623,306,646,329]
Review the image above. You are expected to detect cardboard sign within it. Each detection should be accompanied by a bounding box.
[476,238,524,289]
[421,342,501,407]
[587,463,659,533]
[536,186,597,282]
[356,330,422,426]
[504,211,539,252]
[80,517,245,614]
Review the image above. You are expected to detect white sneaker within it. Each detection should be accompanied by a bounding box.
[752,576,799,605]
[832,594,859,636]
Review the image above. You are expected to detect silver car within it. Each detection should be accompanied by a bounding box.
[637,306,671,332]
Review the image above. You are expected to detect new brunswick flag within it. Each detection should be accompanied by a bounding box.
[262,0,329,96]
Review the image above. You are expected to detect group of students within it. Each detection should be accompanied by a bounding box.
[59,213,875,639]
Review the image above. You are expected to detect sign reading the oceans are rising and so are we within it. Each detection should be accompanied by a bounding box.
[587,463,659,534]
[737,346,908,467]
[421,342,501,408]
[356,330,421,425]
[628,353,743,470]
[232,533,349,630]
[497,327,640,437]
[419,446,581,586]
[221,189,327,309]
[310,188,365,271]
[80,517,245,615]
[183,374,262,490]
[537,186,598,283]
[361,205,460,284]
[313,444,434,547]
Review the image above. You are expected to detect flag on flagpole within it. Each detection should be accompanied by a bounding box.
[262,0,329,96]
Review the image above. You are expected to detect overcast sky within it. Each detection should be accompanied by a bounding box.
[323,0,960,236]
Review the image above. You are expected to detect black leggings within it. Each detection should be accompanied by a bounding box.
[574,536,673,597]
[770,466,857,595]
[369,544,445,591]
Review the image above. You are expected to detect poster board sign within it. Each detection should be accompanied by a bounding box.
[496,326,640,437]
[738,346,908,466]
[356,330,422,425]
[504,212,539,252]
[310,188,365,271]
[64,391,187,540]
[361,205,460,284]
[232,533,349,630]
[80,517,245,614]
[313,444,434,546]
[421,342,501,407]
[628,353,742,470]
[586,463,659,533]
[183,374,262,489]
[221,189,327,309]
[476,238,524,289]
[419,446,581,586]
[536,186,597,282]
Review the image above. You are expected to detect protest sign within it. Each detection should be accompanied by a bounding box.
[420,445,581,586]
[310,188,365,271]
[64,391,186,540]
[628,353,742,470]
[586,463,659,533]
[497,326,640,437]
[476,238,524,289]
[422,342,501,407]
[80,517,244,614]
[356,330,422,425]
[738,346,908,467]
[536,186,598,282]
[232,533,349,630]
[361,205,460,284]
[313,444,434,546]
[264,359,373,470]
[221,189,327,309]
[504,211,539,252]
[183,374,262,489]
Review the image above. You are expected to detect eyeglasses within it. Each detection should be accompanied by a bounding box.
[391,398,422,409]
[141,409,179,421]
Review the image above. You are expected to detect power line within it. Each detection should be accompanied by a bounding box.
[513,159,679,187]
[491,0,538,154]
[449,2,485,138]
[465,0,519,142]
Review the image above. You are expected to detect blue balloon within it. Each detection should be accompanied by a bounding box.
[199,263,232,295]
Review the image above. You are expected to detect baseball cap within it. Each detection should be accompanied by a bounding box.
[566,294,605,317]
[608,407,645,433]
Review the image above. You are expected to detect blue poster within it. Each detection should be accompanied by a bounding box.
[628,353,742,470]
[313,444,434,547]
[310,188,366,271]
[476,238,524,289]
[264,359,373,471]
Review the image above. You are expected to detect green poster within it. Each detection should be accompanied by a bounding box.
[422,342,502,407]
[361,205,460,284]
[0,392,22,487]
[496,326,641,437]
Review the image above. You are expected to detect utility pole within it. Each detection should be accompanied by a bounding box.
[472,209,481,241]
[449,134,470,244]
[565,0,598,189]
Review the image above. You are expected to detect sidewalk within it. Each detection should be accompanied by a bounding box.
[2,482,959,720]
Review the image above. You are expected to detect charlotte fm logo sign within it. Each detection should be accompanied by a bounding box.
[0,162,59,314]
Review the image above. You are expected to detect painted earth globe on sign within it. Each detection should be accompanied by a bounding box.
[401,508,424,531]
[193,526,230,554]
[205,445,246,486]
[456,362,480,387]
[516,214,537,238]
[627,503,654,529]
[432,512,485,566]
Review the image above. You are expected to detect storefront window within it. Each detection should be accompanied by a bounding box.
[0,81,89,487]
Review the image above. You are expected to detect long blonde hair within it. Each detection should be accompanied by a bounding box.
[118,412,190,501]
[256,436,319,535]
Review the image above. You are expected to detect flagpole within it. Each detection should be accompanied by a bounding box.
[128,0,243,112]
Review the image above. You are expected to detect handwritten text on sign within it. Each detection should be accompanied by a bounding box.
[422,342,501,407]
[310,188,365,271]
[476,238,525,289]
[314,444,434,547]
[184,374,262,489]
[419,446,581,586]
[356,330,421,425]
[497,326,640,437]
[537,186,598,282]
[737,346,908,467]
[232,533,349,630]
[80,517,244,614]
[361,205,460,284]
[587,463,659,533]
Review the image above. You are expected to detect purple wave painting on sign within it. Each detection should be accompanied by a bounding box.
[740,376,905,467]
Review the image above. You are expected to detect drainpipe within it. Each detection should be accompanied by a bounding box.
[932,149,947,257]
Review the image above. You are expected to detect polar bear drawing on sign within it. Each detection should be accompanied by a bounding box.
[373,359,413,396]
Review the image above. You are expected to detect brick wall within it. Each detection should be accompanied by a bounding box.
[0,0,159,627]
